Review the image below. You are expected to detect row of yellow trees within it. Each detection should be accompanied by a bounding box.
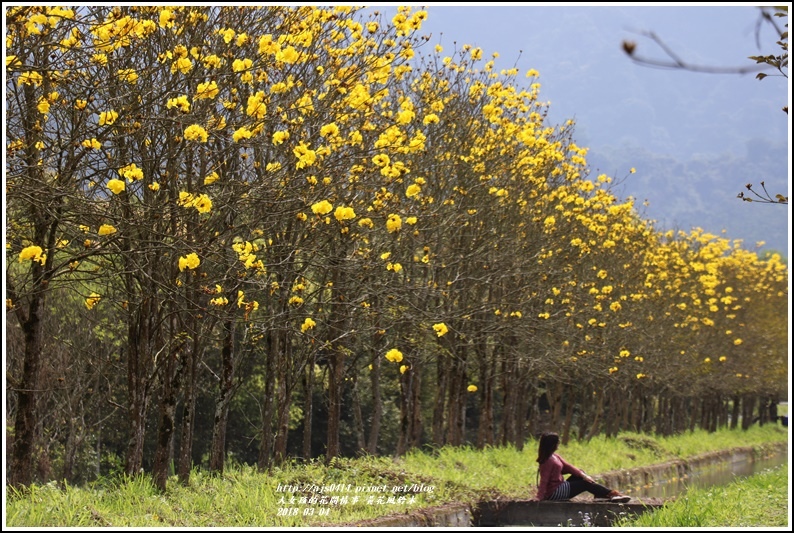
[5,6,787,490]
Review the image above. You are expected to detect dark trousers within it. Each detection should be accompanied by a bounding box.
[548,474,613,500]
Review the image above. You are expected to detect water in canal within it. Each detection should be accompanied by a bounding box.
[624,449,789,500]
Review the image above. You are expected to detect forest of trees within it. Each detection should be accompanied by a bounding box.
[5,6,788,492]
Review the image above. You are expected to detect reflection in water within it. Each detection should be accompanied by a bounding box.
[625,452,788,499]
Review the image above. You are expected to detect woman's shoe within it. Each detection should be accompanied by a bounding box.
[607,490,631,503]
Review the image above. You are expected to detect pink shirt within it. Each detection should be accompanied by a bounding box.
[536,453,585,500]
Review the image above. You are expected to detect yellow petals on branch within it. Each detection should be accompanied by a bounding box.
[311,200,333,216]
[400,365,409,374]
[203,172,219,185]
[171,57,193,75]
[246,91,267,118]
[301,317,316,332]
[184,124,208,143]
[119,163,143,182]
[385,349,403,363]
[85,293,101,310]
[467,384,478,392]
[195,80,219,99]
[82,138,101,150]
[432,323,448,337]
[98,224,117,236]
[179,253,200,272]
[233,126,253,142]
[386,214,402,233]
[334,206,356,222]
[98,110,118,126]
[117,68,138,84]
[167,95,191,113]
[18,71,43,86]
[293,142,317,169]
[18,245,46,264]
[272,130,289,145]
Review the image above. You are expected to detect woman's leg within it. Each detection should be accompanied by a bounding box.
[565,474,613,499]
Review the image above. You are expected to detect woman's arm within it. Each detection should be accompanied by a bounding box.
[559,455,592,482]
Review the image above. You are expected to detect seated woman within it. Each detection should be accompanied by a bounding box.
[531,431,630,503]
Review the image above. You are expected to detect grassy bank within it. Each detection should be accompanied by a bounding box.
[5,424,788,527]
[614,462,789,527]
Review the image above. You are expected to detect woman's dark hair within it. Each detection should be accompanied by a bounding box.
[536,432,560,464]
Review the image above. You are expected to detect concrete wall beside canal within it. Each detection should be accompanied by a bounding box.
[349,442,788,527]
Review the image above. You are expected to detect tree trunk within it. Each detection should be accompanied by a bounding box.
[432,353,448,447]
[178,338,201,484]
[258,330,279,470]
[210,322,236,473]
[9,290,44,488]
[153,323,183,492]
[326,349,345,461]
[302,351,315,459]
[366,350,382,455]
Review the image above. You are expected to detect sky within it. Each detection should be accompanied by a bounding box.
[374,3,792,255]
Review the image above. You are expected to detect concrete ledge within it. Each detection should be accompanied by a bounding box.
[350,503,473,528]
[474,499,663,527]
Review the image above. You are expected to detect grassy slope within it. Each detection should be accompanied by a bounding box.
[5,424,788,527]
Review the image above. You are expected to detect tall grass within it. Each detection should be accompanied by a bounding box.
[614,463,789,527]
[5,424,788,527]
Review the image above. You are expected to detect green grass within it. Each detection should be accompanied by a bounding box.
[5,424,788,527]
[614,463,789,527]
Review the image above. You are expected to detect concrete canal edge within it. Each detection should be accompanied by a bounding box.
[346,442,787,527]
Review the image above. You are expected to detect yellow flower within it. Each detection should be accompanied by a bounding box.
[18,245,46,264]
[467,384,478,392]
[372,154,390,167]
[334,206,356,222]
[204,172,219,185]
[184,124,208,143]
[385,348,403,363]
[406,183,421,198]
[179,252,201,271]
[246,91,267,118]
[272,130,289,145]
[311,200,333,216]
[85,293,101,310]
[386,214,402,233]
[18,71,43,86]
[192,194,213,214]
[423,113,440,125]
[98,110,118,126]
[609,367,618,374]
[74,99,87,110]
[733,338,742,346]
[119,163,143,182]
[172,57,193,74]
[98,224,117,236]
[233,126,253,142]
[320,123,339,138]
[209,296,229,306]
[301,317,316,332]
[82,138,102,150]
[166,95,191,113]
[400,365,409,374]
[195,80,219,99]
[118,68,138,84]
[293,142,317,169]
[432,323,448,337]
[37,97,50,115]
